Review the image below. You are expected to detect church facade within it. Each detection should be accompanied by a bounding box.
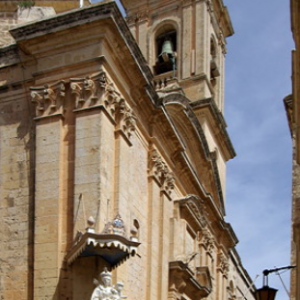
[0,1,255,300]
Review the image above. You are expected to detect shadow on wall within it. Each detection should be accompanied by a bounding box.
[52,256,110,300]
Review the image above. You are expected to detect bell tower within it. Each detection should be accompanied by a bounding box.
[121,0,233,111]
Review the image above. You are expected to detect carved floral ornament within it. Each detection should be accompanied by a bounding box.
[150,149,175,195]
[30,72,137,139]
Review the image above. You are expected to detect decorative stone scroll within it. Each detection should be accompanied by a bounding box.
[31,81,65,118]
[217,252,229,277]
[150,149,175,196]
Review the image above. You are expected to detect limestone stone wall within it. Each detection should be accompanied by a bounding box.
[0,11,18,46]
[0,85,34,300]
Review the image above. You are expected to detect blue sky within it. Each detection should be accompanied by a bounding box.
[225,0,294,299]
[94,0,294,298]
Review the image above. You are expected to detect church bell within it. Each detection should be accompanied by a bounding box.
[160,39,174,62]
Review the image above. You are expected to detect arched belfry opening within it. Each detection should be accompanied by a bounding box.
[154,26,177,76]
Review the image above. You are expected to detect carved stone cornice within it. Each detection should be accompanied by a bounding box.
[31,81,65,118]
[149,149,175,197]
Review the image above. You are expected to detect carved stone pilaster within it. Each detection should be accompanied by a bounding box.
[149,149,175,197]
[31,81,65,118]
[71,71,107,109]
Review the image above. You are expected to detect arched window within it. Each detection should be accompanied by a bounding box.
[154,26,177,76]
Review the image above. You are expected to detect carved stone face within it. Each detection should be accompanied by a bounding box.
[102,277,111,287]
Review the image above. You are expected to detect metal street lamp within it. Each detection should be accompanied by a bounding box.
[255,266,296,300]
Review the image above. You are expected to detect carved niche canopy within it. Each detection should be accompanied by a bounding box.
[66,215,140,268]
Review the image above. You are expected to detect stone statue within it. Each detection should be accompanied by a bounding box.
[91,268,126,300]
